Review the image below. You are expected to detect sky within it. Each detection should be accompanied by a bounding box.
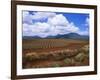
[22,11,89,38]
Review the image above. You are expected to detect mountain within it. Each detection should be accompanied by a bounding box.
[23,36,41,39]
[23,33,89,40]
[45,33,89,40]
[56,33,89,40]
[55,33,80,39]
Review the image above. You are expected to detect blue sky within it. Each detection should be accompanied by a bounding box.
[22,11,89,38]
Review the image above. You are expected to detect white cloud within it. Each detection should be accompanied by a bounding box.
[65,22,79,32]
[85,17,89,27]
[23,11,33,24]
[77,26,89,36]
[78,17,89,35]
[47,14,69,26]
[32,12,56,20]
[77,30,89,35]
[23,11,56,24]
[23,11,81,38]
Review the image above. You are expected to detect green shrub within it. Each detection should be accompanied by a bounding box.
[75,53,86,62]
[63,58,72,65]
[51,63,60,67]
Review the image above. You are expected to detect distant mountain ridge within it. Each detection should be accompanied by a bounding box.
[23,33,89,40]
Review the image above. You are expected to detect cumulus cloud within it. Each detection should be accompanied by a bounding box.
[23,11,56,24]
[47,14,69,26]
[32,12,56,20]
[22,11,89,37]
[23,11,33,24]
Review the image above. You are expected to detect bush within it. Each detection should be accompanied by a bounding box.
[24,52,39,61]
[51,63,60,67]
[63,58,72,65]
[81,45,89,54]
[75,53,86,62]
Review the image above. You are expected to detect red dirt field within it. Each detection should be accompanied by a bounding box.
[22,39,89,69]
